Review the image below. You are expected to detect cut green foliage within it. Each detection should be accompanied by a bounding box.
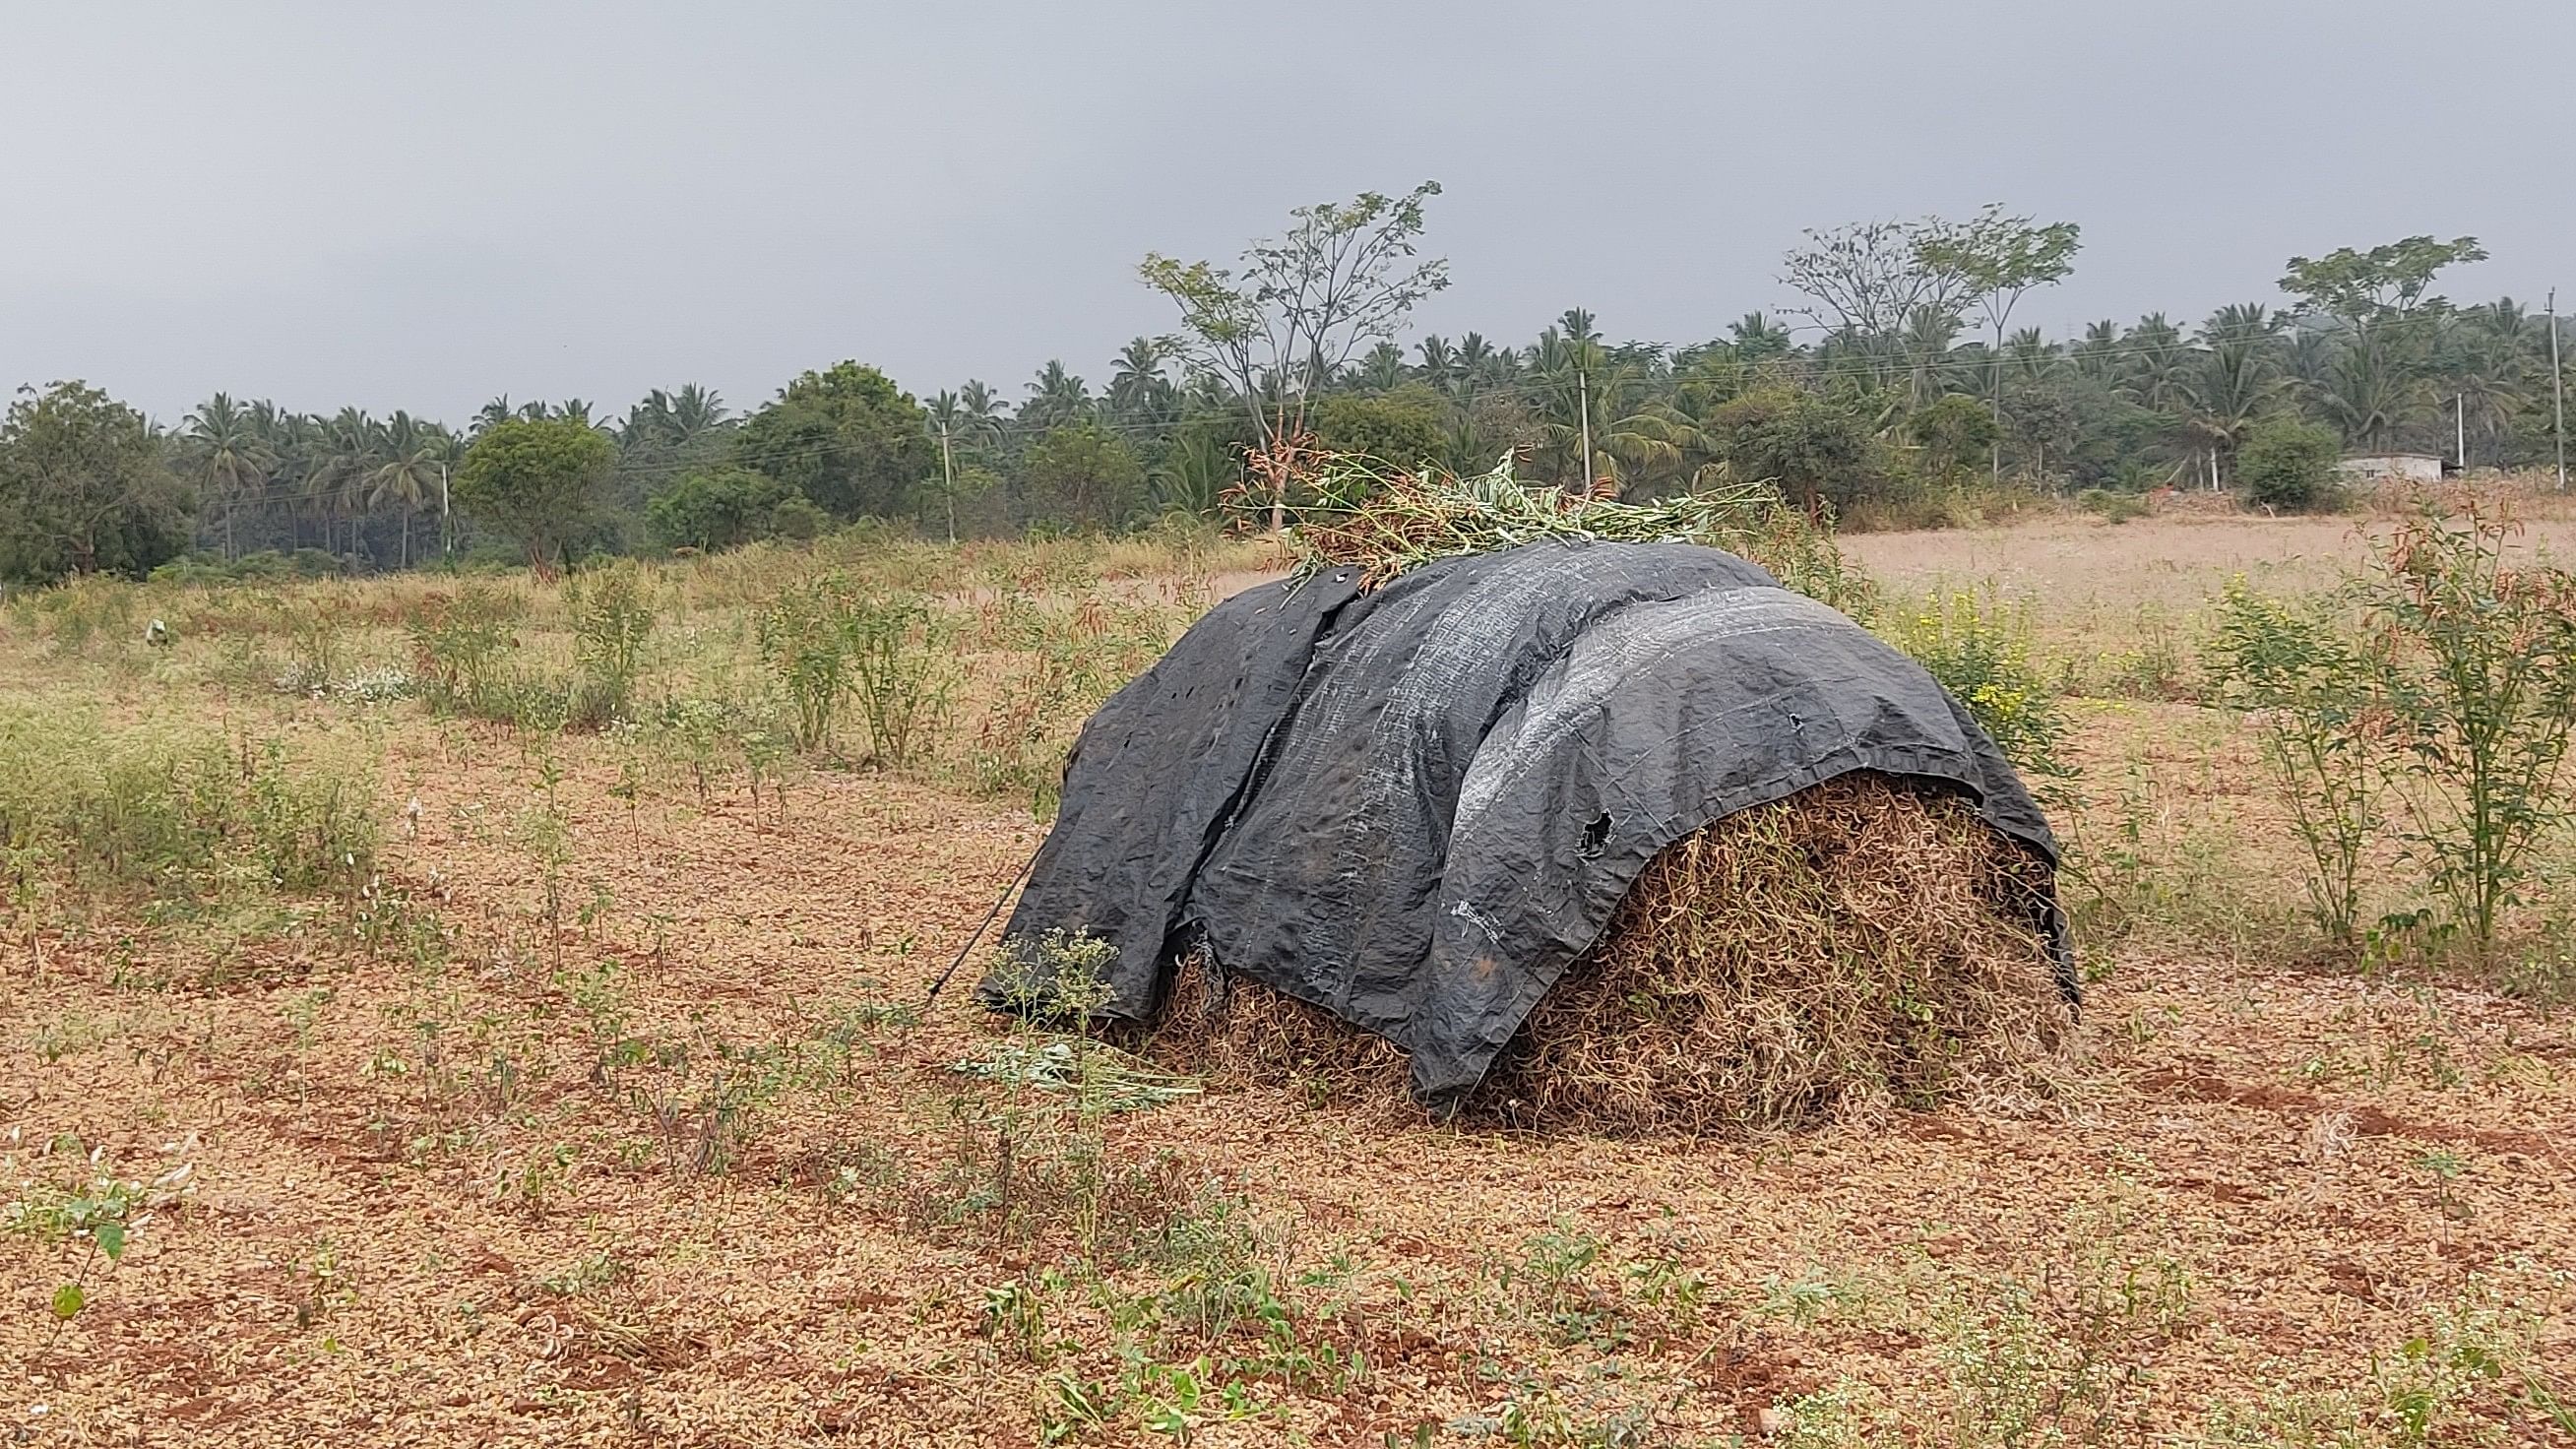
[1285,453,1809,594]
[953,1039,1202,1114]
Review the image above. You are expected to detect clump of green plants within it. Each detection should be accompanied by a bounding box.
[2367,495,2576,953]
[2210,493,2576,962]
[2209,581,2390,945]
[1884,587,2070,778]
[408,583,525,716]
[567,561,657,727]
[0,710,376,938]
[846,595,949,766]
[756,575,859,751]
[754,573,950,763]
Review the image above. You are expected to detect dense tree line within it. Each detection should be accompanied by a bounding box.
[3,196,2568,586]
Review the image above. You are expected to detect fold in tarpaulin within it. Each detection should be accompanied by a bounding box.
[984,539,2074,1106]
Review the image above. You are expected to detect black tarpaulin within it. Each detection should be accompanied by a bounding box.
[984,539,2073,1105]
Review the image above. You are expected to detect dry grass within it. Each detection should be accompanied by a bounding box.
[1844,485,2576,615]
[1152,776,2072,1138]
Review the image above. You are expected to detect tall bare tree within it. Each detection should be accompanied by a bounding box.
[1140,182,1449,527]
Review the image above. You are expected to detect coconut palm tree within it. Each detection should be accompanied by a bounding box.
[2179,339,2286,487]
[2202,302,2285,347]
[2072,320,2121,381]
[1414,335,1458,396]
[923,391,972,543]
[184,394,274,559]
[369,411,453,567]
[1105,338,1175,427]
[955,379,1005,434]
[305,408,385,559]
[624,390,672,446]
[2118,313,2195,414]
[2446,307,2531,465]
[1352,341,1407,393]
[1150,426,1236,518]
[244,401,304,550]
[1456,332,1499,388]
[1526,327,1578,379]
[2006,328,2057,383]
[669,384,727,441]
[2320,344,2413,453]
[1728,312,1794,364]
[1900,307,1966,410]
[1020,360,1092,430]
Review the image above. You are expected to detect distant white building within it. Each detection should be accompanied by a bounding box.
[2336,452,2447,483]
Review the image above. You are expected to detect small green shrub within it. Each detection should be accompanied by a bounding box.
[2237,415,2340,513]
[845,595,948,766]
[408,585,521,711]
[2365,496,2576,954]
[755,576,856,752]
[754,575,948,762]
[568,562,656,727]
[2209,581,2390,945]
[1885,589,2070,778]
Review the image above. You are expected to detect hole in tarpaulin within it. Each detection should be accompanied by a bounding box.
[1579,812,1611,859]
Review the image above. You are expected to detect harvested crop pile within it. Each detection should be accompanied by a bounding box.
[988,502,2075,1122]
[1149,772,2072,1135]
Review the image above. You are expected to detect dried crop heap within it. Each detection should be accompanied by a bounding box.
[1151,773,2071,1134]
[991,457,2074,1136]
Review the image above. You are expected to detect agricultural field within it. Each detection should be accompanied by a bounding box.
[5,501,2575,1447]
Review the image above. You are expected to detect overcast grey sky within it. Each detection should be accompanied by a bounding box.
[5,1,2571,424]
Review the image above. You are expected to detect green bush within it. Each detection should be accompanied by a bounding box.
[1884,589,2070,779]
[2365,498,2576,954]
[2237,415,2340,512]
[753,575,948,762]
[845,596,949,767]
[1706,387,1888,513]
[646,467,804,553]
[2208,581,2388,944]
[755,576,857,752]
[567,562,656,727]
[408,585,522,713]
[2208,496,2576,961]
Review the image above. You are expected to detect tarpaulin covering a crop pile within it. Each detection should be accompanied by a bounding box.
[984,539,2075,1105]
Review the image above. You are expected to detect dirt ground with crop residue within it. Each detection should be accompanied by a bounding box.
[6,509,2576,1445]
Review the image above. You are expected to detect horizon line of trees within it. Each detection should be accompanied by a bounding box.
[4,198,2569,587]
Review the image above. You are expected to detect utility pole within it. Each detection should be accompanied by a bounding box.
[2551,288,2568,492]
[935,419,958,545]
[2456,393,2467,473]
[1576,369,1593,494]
[438,461,451,558]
